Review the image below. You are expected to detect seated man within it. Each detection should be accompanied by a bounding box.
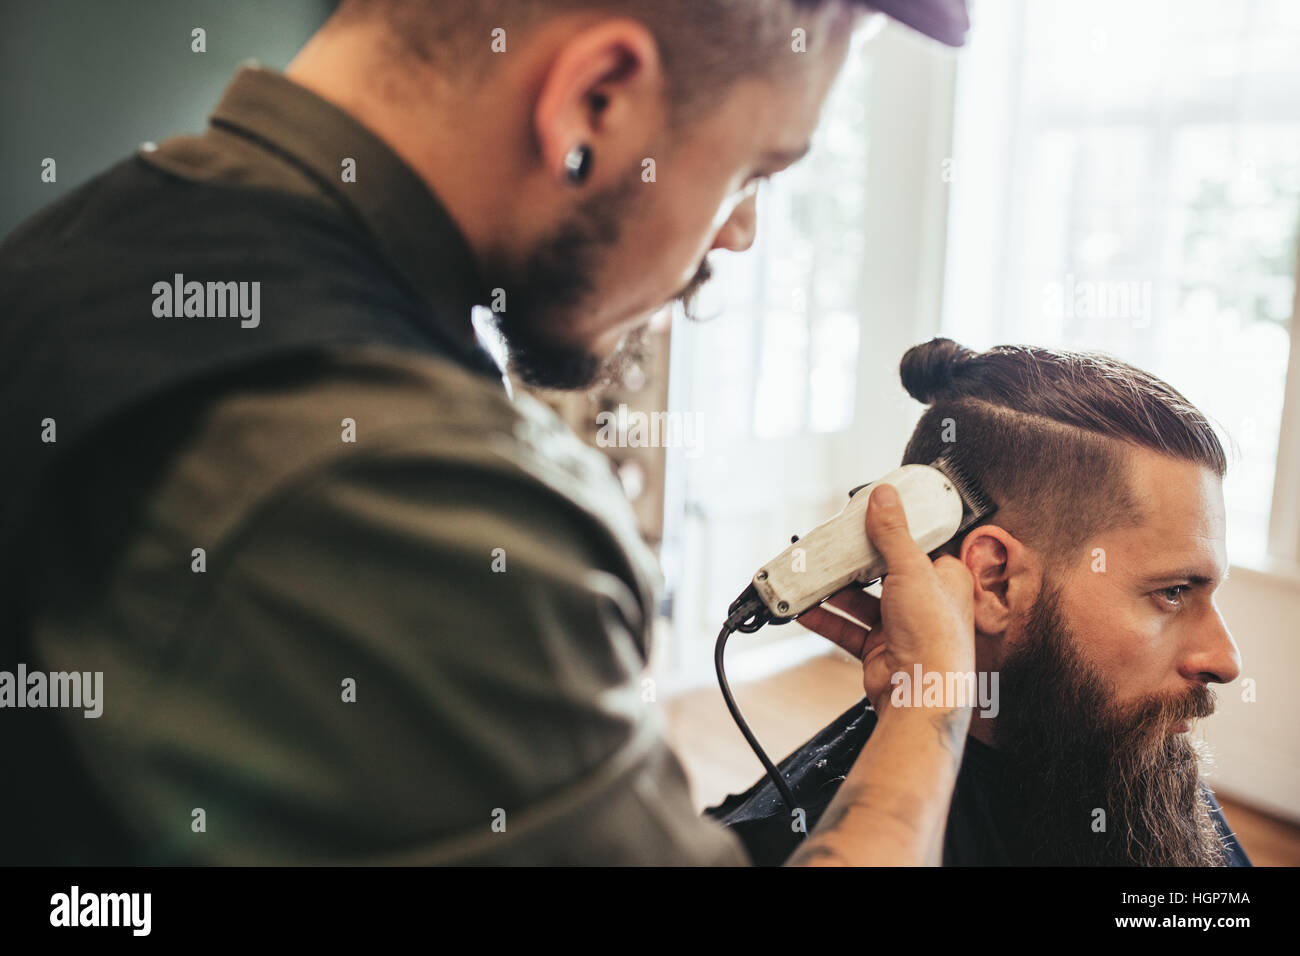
[706,336,1251,866]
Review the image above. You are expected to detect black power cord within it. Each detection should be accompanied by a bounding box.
[713,583,803,832]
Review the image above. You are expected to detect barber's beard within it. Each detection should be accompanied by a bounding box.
[480,176,711,393]
[993,587,1228,866]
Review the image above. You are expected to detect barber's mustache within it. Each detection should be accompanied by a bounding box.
[673,256,714,310]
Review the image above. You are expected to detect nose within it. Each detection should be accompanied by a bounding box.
[711,191,758,253]
[1180,602,1242,687]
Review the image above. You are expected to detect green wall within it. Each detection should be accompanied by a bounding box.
[1,0,335,237]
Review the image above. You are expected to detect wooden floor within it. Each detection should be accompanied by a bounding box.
[662,648,1300,866]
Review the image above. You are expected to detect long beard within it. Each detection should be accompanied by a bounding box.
[992,586,1229,866]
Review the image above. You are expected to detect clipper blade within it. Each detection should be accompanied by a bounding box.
[929,451,997,535]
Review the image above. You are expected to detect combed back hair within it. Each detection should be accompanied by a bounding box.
[329,0,864,125]
[899,338,1228,566]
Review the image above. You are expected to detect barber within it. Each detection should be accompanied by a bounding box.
[0,0,973,864]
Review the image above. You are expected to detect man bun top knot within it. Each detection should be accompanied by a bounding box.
[899,337,976,404]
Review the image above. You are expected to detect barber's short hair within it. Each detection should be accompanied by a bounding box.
[330,0,867,125]
[899,337,1228,565]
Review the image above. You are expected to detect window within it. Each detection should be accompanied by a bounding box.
[675,42,872,446]
[660,36,878,685]
[942,0,1300,562]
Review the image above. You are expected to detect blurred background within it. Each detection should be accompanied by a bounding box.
[4,0,1297,861]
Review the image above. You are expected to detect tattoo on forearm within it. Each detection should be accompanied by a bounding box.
[789,713,969,865]
[787,783,869,865]
[932,710,968,775]
[812,782,864,835]
[786,841,851,866]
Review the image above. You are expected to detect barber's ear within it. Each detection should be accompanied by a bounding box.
[532,19,663,189]
[959,525,1024,635]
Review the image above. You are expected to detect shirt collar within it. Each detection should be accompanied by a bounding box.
[207,65,507,385]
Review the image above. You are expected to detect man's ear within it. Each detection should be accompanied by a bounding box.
[532,19,664,190]
[959,525,1032,636]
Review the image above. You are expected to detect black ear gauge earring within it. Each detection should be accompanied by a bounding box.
[564,144,592,184]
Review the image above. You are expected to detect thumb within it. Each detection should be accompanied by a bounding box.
[865,482,927,575]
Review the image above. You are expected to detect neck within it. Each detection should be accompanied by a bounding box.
[284,22,510,273]
[967,628,1003,749]
[967,716,996,749]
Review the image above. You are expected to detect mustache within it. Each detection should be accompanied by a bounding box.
[1124,682,1218,735]
[673,256,715,317]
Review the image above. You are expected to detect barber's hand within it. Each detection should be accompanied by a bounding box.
[797,483,975,716]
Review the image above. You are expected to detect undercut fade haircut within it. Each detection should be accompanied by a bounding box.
[328,0,868,126]
[899,338,1228,567]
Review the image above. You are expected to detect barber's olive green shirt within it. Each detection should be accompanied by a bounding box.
[28,66,748,865]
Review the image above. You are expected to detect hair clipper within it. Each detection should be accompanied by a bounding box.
[749,453,996,624]
[713,452,996,817]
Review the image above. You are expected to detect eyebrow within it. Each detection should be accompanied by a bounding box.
[1139,567,1229,588]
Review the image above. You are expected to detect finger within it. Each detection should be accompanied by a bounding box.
[797,605,869,659]
[932,554,974,597]
[823,586,882,630]
[864,482,929,576]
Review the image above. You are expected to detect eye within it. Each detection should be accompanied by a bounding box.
[1155,585,1191,607]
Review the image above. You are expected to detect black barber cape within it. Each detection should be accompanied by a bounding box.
[704,697,1252,866]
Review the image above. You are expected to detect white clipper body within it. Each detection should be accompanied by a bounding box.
[751,464,964,620]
